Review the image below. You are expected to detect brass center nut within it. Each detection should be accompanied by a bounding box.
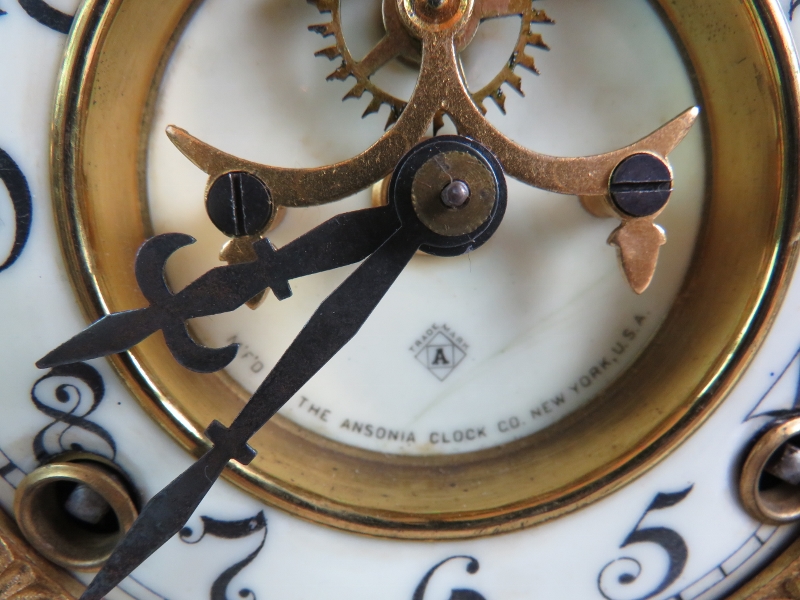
[408,0,463,26]
[411,151,497,237]
[400,0,473,35]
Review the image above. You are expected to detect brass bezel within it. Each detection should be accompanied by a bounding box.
[50,0,800,539]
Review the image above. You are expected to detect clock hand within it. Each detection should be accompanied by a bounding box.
[74,134,507,600]
[78,221,425,600]
[37,204,399,372]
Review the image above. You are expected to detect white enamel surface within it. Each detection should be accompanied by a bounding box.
[147,0,705,455]
[0,1,798,600]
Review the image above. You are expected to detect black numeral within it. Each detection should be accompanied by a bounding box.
[180,511,268,600]
[792,0,800,20]
[17,0,73,33]
[598,486,693,600]
[0,148,32,273]
[31,362,116,462]
[413,556,487,600]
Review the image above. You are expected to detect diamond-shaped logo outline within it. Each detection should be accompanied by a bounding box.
[415,331,467,381]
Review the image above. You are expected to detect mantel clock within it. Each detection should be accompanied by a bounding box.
[2,0,800,599]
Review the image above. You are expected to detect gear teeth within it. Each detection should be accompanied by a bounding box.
[432,110,446,135]
[310,0,552,126]
[384,102,405,130]
[343,82,368,100]
[490,88,507,114]
[516,51,539,74]
[362,96,383,118]
[530,8,554,24]
[505,71,524,96]
[327,61,351,81]
[315,45,341,60]
[525,32,549,50]
[308,22,338,37]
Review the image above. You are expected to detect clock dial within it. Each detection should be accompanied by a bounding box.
[147,0,706,456]
[0,0,800,599]
[53,0,796,540]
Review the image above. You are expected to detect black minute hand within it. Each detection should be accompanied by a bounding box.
[78,223,424,600]
[77,135,508,599]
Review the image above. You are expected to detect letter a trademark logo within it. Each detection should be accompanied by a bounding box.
[432,348,449,365]
[414,329,468,381]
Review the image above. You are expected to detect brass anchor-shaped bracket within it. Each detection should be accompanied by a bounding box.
[608,218,667,295]
[580,152,675,294]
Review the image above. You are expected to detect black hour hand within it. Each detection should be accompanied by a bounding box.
[37,204,400,372]
[78,135,508,600]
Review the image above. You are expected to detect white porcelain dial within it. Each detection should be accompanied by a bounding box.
[148,0,705,455]
[0,1,799,599]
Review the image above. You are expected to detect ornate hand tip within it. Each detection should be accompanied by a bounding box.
[35,347,77,369]
[608,219,667,294]
[34,309,158,369]
[35,354,55,369]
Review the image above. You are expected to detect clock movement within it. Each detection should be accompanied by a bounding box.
[1,0,800,599]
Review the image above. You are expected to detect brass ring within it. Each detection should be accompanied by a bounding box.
[13,458,138,571]
[51,0,800,538]
[740,417,800,524]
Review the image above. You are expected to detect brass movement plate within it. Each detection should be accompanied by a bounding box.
[51,0,800,539]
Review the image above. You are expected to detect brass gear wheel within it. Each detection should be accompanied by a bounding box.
[308,0,553,131]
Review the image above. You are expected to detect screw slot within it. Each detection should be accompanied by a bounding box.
[609,153,673,218]
[13,454,138,571]
[206,171,273,238]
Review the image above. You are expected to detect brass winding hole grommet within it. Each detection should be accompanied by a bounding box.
[13,455,138,571]
[740,417,800,524]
